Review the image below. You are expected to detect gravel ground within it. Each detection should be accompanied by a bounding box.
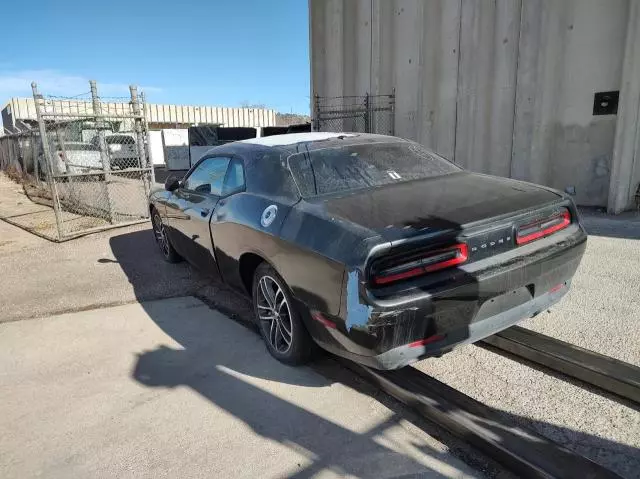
[415,212,640,478]
[414,347,639,478]
[522,234,640,366]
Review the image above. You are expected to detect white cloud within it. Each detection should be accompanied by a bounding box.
[0,69,162,104]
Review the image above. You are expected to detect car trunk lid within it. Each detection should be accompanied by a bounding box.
[319,171,561,242]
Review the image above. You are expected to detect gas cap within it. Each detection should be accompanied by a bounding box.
[261,205,278,227]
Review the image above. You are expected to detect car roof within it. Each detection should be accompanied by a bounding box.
[196,132,407,161]
[250,132,405,152]
[240,132,356,146]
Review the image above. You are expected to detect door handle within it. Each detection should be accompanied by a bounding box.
[197,208,210,217]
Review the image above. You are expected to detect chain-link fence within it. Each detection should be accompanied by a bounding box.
[0,130,42,180]
[0,81,153,241]
[313,92,395,135]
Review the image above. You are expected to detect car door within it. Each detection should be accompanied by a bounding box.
[165,156,231,273]
[208,157,247,284]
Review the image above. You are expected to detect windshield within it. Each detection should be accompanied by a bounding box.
[287,141,460,197]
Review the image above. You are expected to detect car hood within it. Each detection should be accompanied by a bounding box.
[317,171,561,242]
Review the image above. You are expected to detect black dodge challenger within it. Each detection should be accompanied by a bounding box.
[149,132,587,369]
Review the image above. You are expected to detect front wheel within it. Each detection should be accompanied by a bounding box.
[252,263,314,366]
[151,209,182,263]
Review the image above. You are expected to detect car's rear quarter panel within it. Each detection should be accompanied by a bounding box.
[210,193,350,317]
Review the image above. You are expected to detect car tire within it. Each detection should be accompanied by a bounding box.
[252,263,314,366]
[151,209,182,263]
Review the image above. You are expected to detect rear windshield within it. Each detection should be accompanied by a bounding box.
[287,141,460,197]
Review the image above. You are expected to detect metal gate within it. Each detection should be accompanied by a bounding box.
[24,81,153,240]
[313,92,395,135]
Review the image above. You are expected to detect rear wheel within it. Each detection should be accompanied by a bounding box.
[252,263,314,366]
[151,209,182,263]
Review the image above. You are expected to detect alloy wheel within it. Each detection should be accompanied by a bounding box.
[256,275,293,353]
[152,213,170,258]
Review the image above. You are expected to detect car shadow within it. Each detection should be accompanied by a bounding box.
[129,297,478,478]
[109,227,639,478]
[109,228,486,476]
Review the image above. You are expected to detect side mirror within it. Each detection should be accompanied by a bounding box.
[165,176,181,192]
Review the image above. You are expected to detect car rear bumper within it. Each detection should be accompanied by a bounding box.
[303,227,587,370]
[319,283,568,369]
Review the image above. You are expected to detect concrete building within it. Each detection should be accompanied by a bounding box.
[310,0,640,212]
[1,97,276,133]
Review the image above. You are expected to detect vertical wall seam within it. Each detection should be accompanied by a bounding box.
[308,0,314,112]
[625,46,640,204]
[369,0,374,94]
[625,1,640,206]
[509,0,524,178]
[453,0,463,163]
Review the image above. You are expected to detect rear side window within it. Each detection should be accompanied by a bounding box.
[222,159,245,195]
[245,152,298,200]
[288,141,460,197]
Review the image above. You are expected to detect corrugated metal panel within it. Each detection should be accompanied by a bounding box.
[310,0,629,207]
[1,98,277,130]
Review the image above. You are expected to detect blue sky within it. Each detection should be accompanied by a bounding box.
[0,0,310,113]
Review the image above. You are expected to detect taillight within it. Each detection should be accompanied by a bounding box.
[516,209,571,245]
[372,243,468,285]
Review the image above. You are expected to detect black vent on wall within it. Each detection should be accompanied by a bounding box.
[593,91,619,115]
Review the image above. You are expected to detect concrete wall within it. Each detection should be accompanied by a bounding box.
[511,0,628,206]
[310,0,639,210]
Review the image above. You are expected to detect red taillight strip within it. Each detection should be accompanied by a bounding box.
[409,334,445,348]
[373,243,468,285]
[516,210,571,245]
[424,243,469,272]
[372,265,425,285]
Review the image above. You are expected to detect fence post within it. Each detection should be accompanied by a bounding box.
[90,80,115,224]
[390,88,396,136]
[130,85,152,200]
[364,92,371,133]
[31,130,39,184]
[140,91,156,186]
[313,93,321,132]
[32,82,64,240]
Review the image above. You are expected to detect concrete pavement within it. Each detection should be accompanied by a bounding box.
[0,297,482,479]
[0,223,212,323]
